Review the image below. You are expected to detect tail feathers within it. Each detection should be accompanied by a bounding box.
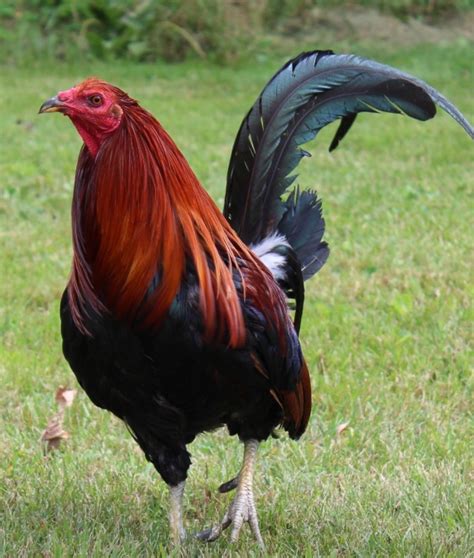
[250,188,330,280]
[224,49,473,247]
[278,187,330,281]
[251,231,307,333]
[250,233,291,283]
[239,49,471,334]
[251,186,329,332]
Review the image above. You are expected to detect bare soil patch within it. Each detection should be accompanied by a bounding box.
[282,6,474,45]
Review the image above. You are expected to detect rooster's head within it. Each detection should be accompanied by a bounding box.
[39,78,134,156]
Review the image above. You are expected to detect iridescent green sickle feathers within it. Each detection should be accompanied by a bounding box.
[224,50,474,246]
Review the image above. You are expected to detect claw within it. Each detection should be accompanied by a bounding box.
[196,440,265,548]
[195,527,213,541]
[195,516,230,543]
[218,475,239,493]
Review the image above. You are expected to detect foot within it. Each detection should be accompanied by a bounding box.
[196,440,264,548]
[196,483,264,547]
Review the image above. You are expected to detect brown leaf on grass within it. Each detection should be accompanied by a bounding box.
[55,387,77,408]
[41,386,76,453]
[336,421,350,436]
[41,410,69,451]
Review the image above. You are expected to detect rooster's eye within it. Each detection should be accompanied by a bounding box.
[88,95,103,107]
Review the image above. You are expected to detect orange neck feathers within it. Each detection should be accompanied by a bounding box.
[69,103,288,347]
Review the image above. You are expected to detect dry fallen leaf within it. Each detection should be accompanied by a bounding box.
[55,387,77,408]
[336,421,350,436]
[41,386,76,453]
[41,411,69,451]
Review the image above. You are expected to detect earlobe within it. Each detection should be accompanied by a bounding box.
[110,104,123,119]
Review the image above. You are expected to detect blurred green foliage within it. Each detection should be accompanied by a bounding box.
[0,0,472,65]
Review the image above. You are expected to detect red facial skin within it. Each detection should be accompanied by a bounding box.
[53,79,124,156]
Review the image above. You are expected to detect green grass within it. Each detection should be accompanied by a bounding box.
[1,38,473,556]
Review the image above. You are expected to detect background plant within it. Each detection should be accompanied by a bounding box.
[1,0,473,65]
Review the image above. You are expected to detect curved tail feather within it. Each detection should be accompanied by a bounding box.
[224,49,473,249]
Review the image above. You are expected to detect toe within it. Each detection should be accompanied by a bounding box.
[195,527,214,542]
[195,514,231,543]
[218,476,239,493]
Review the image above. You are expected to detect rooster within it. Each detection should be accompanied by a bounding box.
[39,50,473,547]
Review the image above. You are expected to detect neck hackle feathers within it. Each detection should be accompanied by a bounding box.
[68,83,289,347]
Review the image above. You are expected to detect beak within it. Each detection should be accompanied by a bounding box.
[38,96,65,114]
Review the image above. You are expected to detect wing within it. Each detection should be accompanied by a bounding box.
[240,269,310,439]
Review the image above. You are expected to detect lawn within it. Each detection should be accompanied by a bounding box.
[0,37,472,556]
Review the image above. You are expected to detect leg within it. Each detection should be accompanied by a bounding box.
[169,481,186,544]
[196,439,264,548]
[125,418,191,545]
[218,432,279,494]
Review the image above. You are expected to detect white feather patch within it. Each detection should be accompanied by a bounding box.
[250,233,289,281]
